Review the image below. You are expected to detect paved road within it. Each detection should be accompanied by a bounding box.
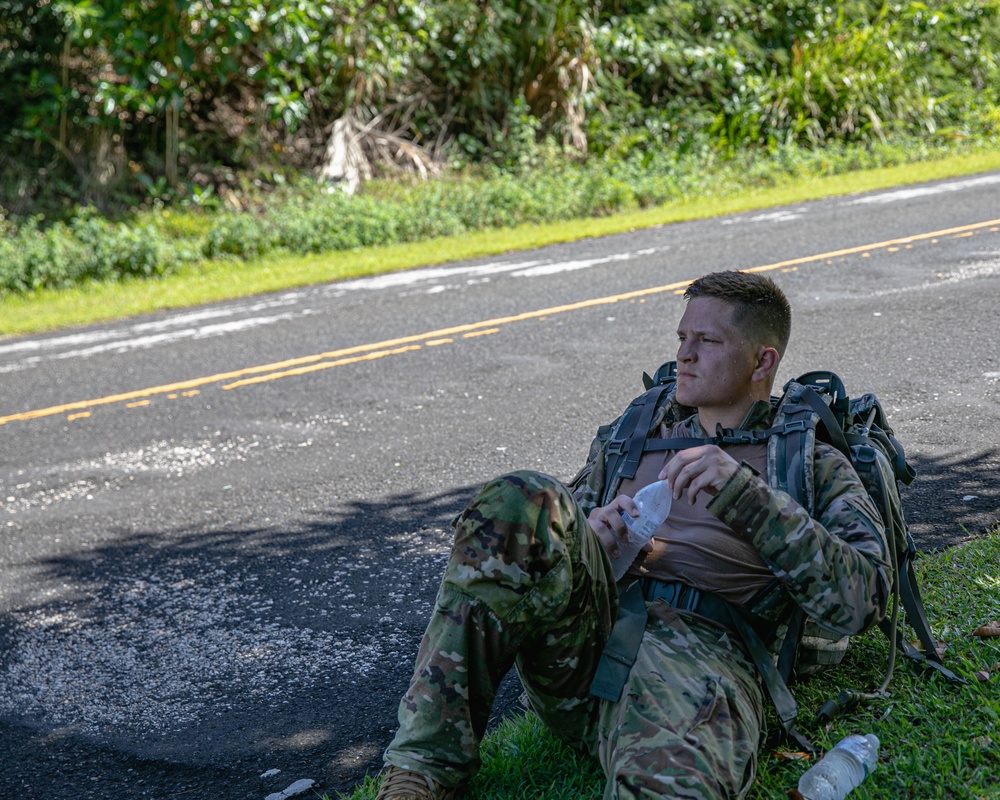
[1,173,999,799]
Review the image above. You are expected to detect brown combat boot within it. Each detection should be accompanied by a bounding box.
[373,766,460,800]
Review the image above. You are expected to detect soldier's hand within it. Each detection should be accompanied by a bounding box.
[659,445,740,504]
[588,495,643,559]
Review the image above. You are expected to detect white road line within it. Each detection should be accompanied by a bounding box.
[511,251,638,277]
[328,259,544,291]
[0,311,311,374]
[847,174,1000,205]
[1,246,671,371]
[0,293,305,358]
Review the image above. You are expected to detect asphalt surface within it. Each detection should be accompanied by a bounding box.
[1,172,999,798]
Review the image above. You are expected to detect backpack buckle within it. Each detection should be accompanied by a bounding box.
[854,445,876,464]
[782,420,810,434]
[606,439,627,456]
[714,425,769,446]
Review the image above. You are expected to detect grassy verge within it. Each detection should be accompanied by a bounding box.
[337,530,1000,800]
[3,148,1000,338]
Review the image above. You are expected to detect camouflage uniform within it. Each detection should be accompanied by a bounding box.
[383,405,890,799]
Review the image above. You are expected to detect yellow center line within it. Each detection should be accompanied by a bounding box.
[463,328,501,338]
[2,216,998,427]
[221,345,423,390]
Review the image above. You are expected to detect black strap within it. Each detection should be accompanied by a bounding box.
[642,437,708,451]
[617,384,671,481]
[886,431,917,485]
[777,605,805,683]
[589,581,647,702]
[796,386,851,460]
[641,424,790,454]
[641,580,735,629]
[725,605,818,754]
[890,552,967,684]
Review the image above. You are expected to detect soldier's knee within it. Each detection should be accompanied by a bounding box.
[447,471,580,588]
[468,471,575,524]
[486,470,566,497]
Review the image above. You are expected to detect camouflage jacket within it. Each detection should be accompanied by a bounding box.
[571,399,892,637]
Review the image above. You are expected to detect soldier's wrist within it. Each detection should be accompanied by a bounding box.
[707,461,763,536]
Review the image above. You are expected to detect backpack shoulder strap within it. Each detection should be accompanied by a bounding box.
[766,372,852,515]
[600,361,694,506]
[613,381,674,482]
[767,379,823,515]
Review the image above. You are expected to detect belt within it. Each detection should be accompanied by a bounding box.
[639,578,741,638]
[590,578,744,702]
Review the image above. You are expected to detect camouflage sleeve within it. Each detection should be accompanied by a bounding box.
[707,443,892,636]
[568,423,612,519]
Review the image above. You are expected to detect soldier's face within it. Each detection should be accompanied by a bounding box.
[674,297,758,412]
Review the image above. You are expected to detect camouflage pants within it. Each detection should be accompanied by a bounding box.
[383,471,764,800]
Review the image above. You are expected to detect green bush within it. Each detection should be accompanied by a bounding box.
[0,217,89,293]
[203,214,277,261]
[299,195,404,250]
[397,197,466,241]
[70,210,170,280]
[272,196,371,254]
[0,210,190,294]
[769,13,933,144]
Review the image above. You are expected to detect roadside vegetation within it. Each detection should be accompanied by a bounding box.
[339,529,1000,799]
[3,0,1000,335]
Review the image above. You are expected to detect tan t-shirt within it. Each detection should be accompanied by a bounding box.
[616,423,775,605]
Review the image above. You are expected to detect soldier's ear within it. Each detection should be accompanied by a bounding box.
[752,346,779,384]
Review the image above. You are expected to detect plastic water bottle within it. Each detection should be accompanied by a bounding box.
[609,480,672,581]
[797,734,880,800]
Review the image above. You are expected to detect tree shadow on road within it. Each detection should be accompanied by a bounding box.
[1,479,490,799]
[903,447,1000,551]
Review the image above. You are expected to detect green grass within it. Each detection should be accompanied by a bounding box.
[3,148,1000,337]
[337,530,1000,799]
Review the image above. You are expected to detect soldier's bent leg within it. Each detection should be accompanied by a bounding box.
[383,470,617,789]
[598,605,764,800]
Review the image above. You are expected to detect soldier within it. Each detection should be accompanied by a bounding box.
[373,270,892,800]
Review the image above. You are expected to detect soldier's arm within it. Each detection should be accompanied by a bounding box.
[569,423,613,519]
[707,443,892,636]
